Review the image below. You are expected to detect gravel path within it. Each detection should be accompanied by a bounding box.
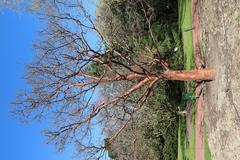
[200,0,240,159]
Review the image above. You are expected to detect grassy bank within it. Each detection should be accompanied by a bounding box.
[178,0,195,159]
[178,0,211,160]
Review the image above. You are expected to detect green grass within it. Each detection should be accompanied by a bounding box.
[178,0,194,70]
[178,116,185,160]
[178,0,212,160]
[178,0,195,160]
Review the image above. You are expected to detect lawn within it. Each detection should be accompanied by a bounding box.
[178,0,211,160]
[178,0,195,159]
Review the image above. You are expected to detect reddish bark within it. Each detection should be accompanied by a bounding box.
[72,68,215,120]
[74,69,215,88]
[161,69,214,81]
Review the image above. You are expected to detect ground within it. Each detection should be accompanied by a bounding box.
[178,1,196,159]
[200,0,240,159]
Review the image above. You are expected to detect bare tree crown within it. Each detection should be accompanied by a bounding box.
[13,0,214,159]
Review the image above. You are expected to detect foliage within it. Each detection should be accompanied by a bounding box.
[95,0,184,159]
[106,124,159,160]
[104,79,183,160]
[142,81,181,160]
[144,22,183,70]
[96,0,183,71]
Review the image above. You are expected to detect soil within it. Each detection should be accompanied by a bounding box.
[192,0,205,159]
[199,0,240,159]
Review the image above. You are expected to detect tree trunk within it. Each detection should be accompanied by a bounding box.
[74,68,215,88]
[161,68,215,81]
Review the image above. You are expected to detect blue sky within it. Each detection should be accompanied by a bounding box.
[0,9,73,160]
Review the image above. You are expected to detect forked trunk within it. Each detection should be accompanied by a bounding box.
[74,69,215,88]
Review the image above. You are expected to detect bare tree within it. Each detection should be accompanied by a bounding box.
[13,0,215,159]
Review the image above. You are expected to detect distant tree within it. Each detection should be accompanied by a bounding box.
[95,0,180,64]
[0,0,21,8]
[103,81,180,160]
[11,0,215,159]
